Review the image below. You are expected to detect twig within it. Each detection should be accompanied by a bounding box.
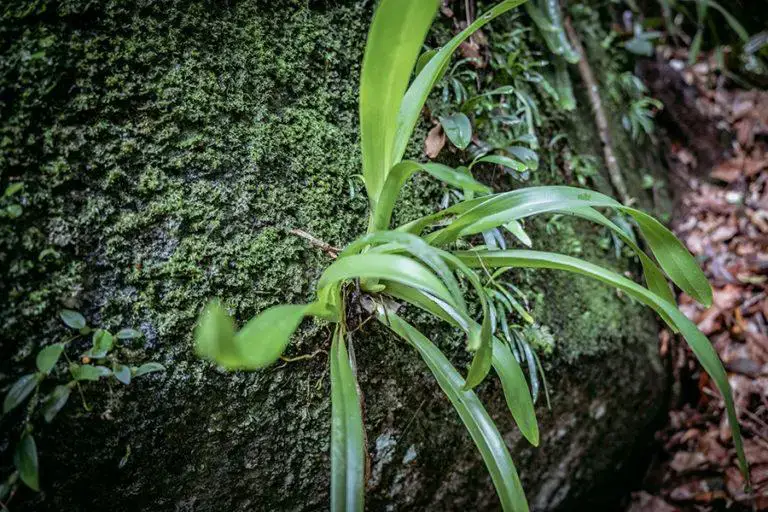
[289,228,339,258]
[564,17,632,205]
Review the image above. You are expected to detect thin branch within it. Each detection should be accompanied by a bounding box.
[289,228,339,258]
[564,17,632,205]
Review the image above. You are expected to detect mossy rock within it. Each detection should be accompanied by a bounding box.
[0,1,670,510]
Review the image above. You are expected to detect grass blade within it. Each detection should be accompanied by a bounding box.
[377,310,530,512]
[454,249,748,482]
[330,329,365,511]
[360,0,439,202]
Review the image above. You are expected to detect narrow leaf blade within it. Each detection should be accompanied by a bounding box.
[330,331,365,511]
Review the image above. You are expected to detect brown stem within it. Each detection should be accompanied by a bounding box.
[288,228,339,258]
[564,17,631,205]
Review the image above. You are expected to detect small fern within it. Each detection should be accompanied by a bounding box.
[193,1,748,510]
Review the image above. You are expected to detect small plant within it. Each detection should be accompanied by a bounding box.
[0,183,24,219]
[194,1,748,510]
[608,71,663,142]
[0,309,164,507]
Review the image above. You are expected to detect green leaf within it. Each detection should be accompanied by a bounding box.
[71,364,111,381]
[59,309,86,330]
[414,48,439,77]
[378,310,529,512]
[133,362,166,378]
[454,248,748,482]
[342,231,466,311]
[624,37,654,56]
[3,374,39,414]
[506,146,539,170]
[382,281,539,446]
[360,0,440,201]
[393,0,527,164]
[4,182,23,197]
[414,186,711,305]
[439,113,472,150]
[232,305,308,369]
[5,204,22,218]
[41,385,71,423]
[373,160,490,231]
[628,208,712,306]
[553,57,576,110]
[14,433,39,491]
[472,155,527,173]
[85,329,114,358]
[194,300,237,367]
[36,343,65,374]
[330,330,365,511]
[564,206,675,305]
[688,29,704,65]
[319,253,456,307]
[113,364,132,385]
[116,328,142,340]
[503,220,532,247]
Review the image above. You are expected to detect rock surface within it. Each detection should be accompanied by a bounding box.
[0,1,670,510]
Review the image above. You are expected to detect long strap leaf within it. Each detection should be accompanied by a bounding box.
[377,310,530,512]
[318,253,456,308]
[372,160,490,231]
[408,186,711,305]
[342,230,467,311]
[454,249,748,482]
[330,329,366,511]
[392,0,528,166]
[382,281,539,446]
[360,0,439,202]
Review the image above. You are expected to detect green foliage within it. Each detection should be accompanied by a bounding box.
[329,329,365,511]
[193,0,747,510]
[1,309,164,502]
[608,72,663,142]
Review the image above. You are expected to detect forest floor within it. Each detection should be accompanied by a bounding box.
[627,47,768,512]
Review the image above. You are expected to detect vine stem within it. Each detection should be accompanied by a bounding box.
[564,17,632,205]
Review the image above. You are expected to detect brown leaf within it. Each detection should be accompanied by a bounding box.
[711,157,744,183]
[424,124,445,159]
[627,492,678,512]
[670,451,708,473]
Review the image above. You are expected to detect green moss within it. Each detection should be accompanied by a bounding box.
[1,1,667,510]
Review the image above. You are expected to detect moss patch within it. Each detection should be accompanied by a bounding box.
[1,1,667,510]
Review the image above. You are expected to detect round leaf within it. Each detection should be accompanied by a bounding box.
[113,364,132,385]
[59,309,86,330]
[439,113,472,150]
[194,300,237,367]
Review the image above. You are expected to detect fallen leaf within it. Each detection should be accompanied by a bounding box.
[424,124,445,159]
